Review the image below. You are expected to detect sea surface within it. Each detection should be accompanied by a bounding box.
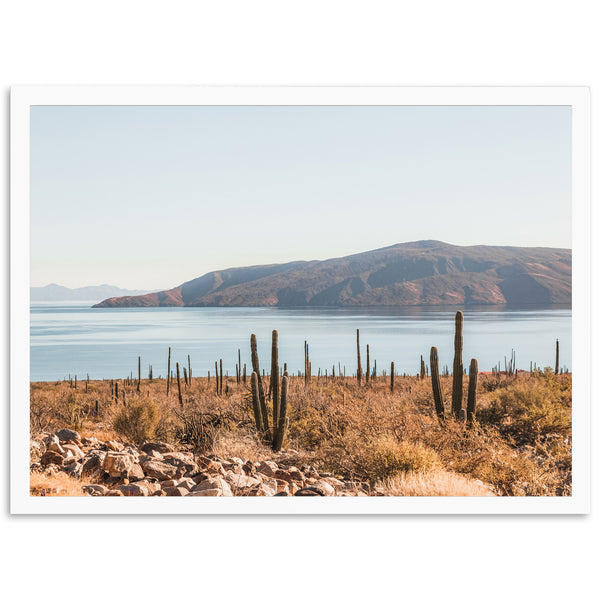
[29,303,572,382]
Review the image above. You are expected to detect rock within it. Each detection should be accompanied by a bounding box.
[106,490,124,496]
[161,452,187,460]
[127,463,146,481]
[224,473,263,491]
[102,452,135,477]
[160,479,180,488]
[40,451,64,467]
[242,461,256,476]
[274,467,305,484]
[140,442,175,454]
[177,478,196,491]
[256,461,278,478]
[275,480,290,495]
[56,428,81,443]
[152,489,167,496]
[82,453,105,477]
[295,481,335,496]
[30,440,46,462]
[191,477,233,497]
[83,484,109,496]
[162,457,199,477]
[245,483,275,497]
[118,483,149,497]
[64,461,83,477]
[48,440,64,454]
[321,477,344,492]
[163,486,189,496]
[134,480,161,494]
[62,443,85,460]
[145,450,163,459]
[261,478,279,494]
[141,459,179,481]
[105,440,124,451]
[81,437,99,445]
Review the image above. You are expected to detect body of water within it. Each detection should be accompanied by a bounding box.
[29,303,572,382]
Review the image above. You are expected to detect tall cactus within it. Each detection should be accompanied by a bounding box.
[366,344,370,384]
[555,339,559,375]
[430,346,445,421]
[137,356,141,392]
[451,311,464,418]
[250,372,264,435]
[420,355,426,379]
[356,329,362,385]
[390,361,395,393]
[272,375,289,451]
[271,330,280,426]
[251,334,269,432]
[167,346,171,396]
[176,362,183,407]
[467,358,478,423]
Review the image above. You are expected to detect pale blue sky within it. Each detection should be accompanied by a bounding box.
[30,105,571,289]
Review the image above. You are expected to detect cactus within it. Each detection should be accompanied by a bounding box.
[304,341,310,385]
[250,372,264,434]
[219,359,223,396]
[183,367,188,386]
[430,346,445,421]
[176,362,183,407]
[451,311,464,418]
[215,361,219,394]
[390,361,395,393]
[271,330,280,426]
[366,344,370,384]
[251,334,269,432]
[167,347,171,396]
[137,356,141,392]
[467,358,478,423]
[188,354,192,382]
[555,339,559,375]
[356,329,362,385]
[238,349,242,384]
[420,355,426,379]
[272,375,289,451]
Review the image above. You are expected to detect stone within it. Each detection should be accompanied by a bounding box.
[256,461,278,478]
[127,463,146,481]
[48,440,64,454]
[64,461,83,477]
[55,428,81,443]
[62,443,85,460]
[105,440,124,451]
[275,480,290,495]
[40,451,64,467]
[177,478,196,491]
[191,477,233,497]
[106,490,124,496]
[160,479,180,488]
[102,452,135,477]
[261,478,278,494]
[118,483,149,497]
[321,477,344,492]
[242,461,256,476]
[162,457,199,477]
[83,484,109,496]
[274,467,305,484]
[152,489,167,496]
[224,473,262,491]
[140,442,175,454]
[141,459,179,481]
[163,486,189,496]
[295,481,335,496]
[145,450,163,459]
[134,480,161,494]
[245,483,275,497]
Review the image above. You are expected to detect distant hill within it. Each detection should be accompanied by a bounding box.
[93,241,572,308]
[31,284,154,303]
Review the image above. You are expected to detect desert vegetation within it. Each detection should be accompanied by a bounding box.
[29,311,572,497]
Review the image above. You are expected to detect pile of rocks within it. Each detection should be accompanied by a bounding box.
[30,429,369,497]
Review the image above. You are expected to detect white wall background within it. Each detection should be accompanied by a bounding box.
[2,2,597,599]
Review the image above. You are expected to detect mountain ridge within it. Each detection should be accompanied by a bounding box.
[31,283,155,302]
[92,241,571,308]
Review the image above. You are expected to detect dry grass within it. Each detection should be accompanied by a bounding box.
[30,369,572,496]
[383,469,495,496]
[30,471,95,496]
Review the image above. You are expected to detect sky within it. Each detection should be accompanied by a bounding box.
[30,105,572,290]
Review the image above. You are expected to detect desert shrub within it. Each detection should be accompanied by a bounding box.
[173,408,221,454]
[112,397,161,445]
[477,377,571,441]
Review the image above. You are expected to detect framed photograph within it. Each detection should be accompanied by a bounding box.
[10,86,590,514]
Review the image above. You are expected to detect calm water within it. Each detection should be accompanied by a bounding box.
[29,303,572,382]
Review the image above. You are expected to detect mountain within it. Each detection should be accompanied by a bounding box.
[31,284,154,303]
[92,241,572,308]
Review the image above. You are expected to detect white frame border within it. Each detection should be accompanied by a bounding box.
[10,86,591,514]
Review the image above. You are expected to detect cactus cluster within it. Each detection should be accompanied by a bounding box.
[250,331,289,451]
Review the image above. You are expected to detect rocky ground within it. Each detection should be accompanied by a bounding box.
[30,428,370,497]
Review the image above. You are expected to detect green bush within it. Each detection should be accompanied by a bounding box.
[112,397,160,445]
[356,435,441,483]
